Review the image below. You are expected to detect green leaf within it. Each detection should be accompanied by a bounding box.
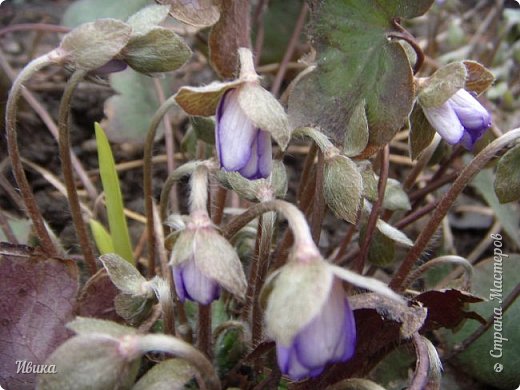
[471,168,520,248]
[0,216,31,244]
[289,0,433,156]
[63,0,149,27]
[123,28,192,74]
[494,144,520,203]
[101,69,168,143]
[439,255,520,389]
[89,219,115,255]
[95,123,134,263]
[417,62,467,108]
[67,317,137,337]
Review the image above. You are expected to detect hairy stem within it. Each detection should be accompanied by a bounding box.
[355,145,389,273]
[5,53,61,255]
[137,334,221,390]
[143,95,177,277]
[390,128,520,291]
[58,69,97,274]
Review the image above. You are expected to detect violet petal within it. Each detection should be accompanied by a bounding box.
[423,102,465,145]
[216,88,257,171]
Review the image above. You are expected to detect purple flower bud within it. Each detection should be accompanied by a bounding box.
[276,279,356,381]
[172,257,220,305]
[216,89,273,179]
[423,89,491,150]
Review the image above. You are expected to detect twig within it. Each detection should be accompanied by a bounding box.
[390,128,520,291]
[270,2,308,97]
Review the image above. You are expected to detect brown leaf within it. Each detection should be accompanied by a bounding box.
[77,269,121,322]
[463,60,495,96]
[0,243,78,388]
[208,0,251,79]
[414,289,485,331]
[159,0,220,27]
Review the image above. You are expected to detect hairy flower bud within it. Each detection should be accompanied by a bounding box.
[262,260,356,381]
[170,212,247,305]
[216,88,272,179]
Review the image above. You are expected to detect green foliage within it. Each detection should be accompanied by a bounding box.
[89,219,115,255]
[495,144,520,203]
[289,0,433,155]
[95,123,134,264]
[439,255,520,389]
[63,0,149,27]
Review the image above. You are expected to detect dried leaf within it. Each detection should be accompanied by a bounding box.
[175,80,243,116]
[463,60,495,95]
[0,244,78,388]
[208,0,251,78]
[415,289,484,331]
[159,0,220,27]
[77,269,121,322]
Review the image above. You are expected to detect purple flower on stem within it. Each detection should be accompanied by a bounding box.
[275,279,356,381]
[216,88,273,180]
[423,89,491,149]
[172,257,220,305]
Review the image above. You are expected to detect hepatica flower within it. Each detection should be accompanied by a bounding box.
[276,278,356,380]
[175,48,290,180]
[262,259,357,381]
[169,211,247,305]
[423,88,491,149]
[216,88,272,179]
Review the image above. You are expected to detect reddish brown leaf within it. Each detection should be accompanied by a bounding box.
[208,0,251,79]
[0,243,78,389]
[77,269,121,322]
[415,289,485,331]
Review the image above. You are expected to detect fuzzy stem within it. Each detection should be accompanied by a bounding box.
[143,95,177,277]
[159,161,203,222]
[390,128,520,291]
[137,334,221,390]
[223,200,318,259]
[409,333,430,390]
[355,145,389,273]
[197,303,212,359]
[251,212,275,346]
[189,165,210,215]
[58,69,97,275]
[5,52,62,255]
